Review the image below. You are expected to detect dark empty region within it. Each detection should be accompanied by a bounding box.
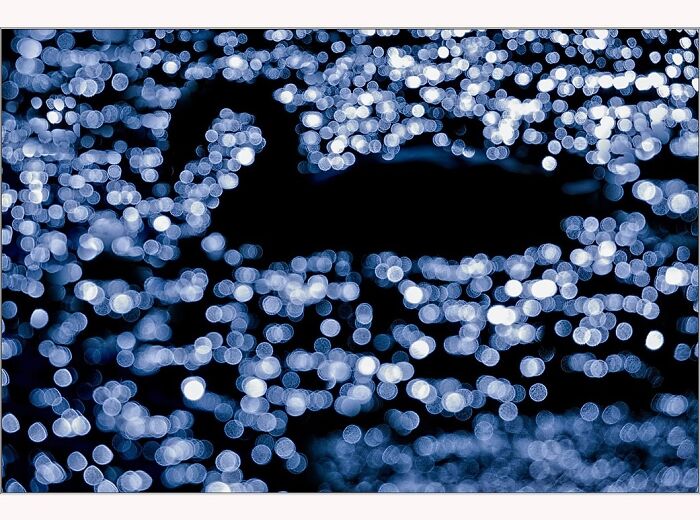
[166,78,612,260]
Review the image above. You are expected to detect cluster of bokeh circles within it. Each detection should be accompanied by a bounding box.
[1,29,698,492]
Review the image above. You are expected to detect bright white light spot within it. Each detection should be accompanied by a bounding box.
[378,364,402,384]
[286,393,307,416]
[487,305,517,325]
[227,55,247,69]
[405,76,421,88]
[358,92,374,106]
[181,377,206,401]
[442,392,466,413]
[531,279,557,299]
[424,65,440,82]
[504,280,522,298]
[190,201,206,216]
[386,266,404,282]
[538,78,556,92]
[123,207,140,222]
[668,193,691,213]
[153,215,171,232]
[30,309,49,328]
[110,294,134,314]
[520,356,545,377]
[279,90,293,104]
[645,330,664,351]
[571,249,592,266]
[665,267,688,286]
[243,377,267,398]
[409,339,430,359]
[330,138,345,154]
[163,61,178,74]
[236,147,255,166]
[599,240,616,257]
[408,380,431,400]
[302,112,323,129]
[404,286,424,305]
[233,284,253,302]
[411,104,425,117]
[219,173,239,190]
[356,356,378,376]
[542,156,557,171]
[76,281,99,301]
[422,87,440,103]
[636,181,657,201]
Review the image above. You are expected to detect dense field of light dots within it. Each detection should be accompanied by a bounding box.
[1,28,698,492]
